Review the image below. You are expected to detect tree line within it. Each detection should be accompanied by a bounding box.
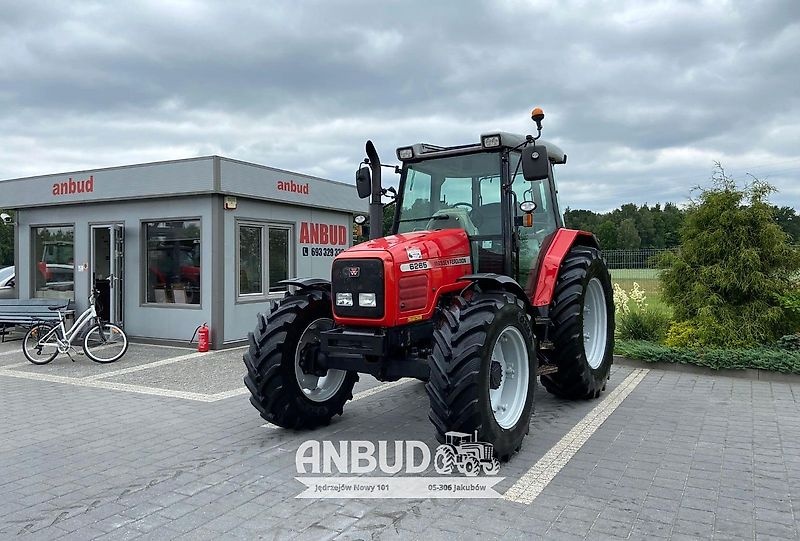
[564,203,800,250]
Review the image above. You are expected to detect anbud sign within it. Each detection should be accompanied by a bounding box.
[52,175,94,196]
[299,222,348,246]
[277,180,309,194]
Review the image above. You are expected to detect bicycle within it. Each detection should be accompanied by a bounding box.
[22,289,129,365]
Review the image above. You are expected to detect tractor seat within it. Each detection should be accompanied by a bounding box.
[469,203,503,236]
[425,208,478,236]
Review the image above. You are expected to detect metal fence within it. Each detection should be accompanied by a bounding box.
[603,248,671,270]
[603,248,671,299]
[606,246,800,301]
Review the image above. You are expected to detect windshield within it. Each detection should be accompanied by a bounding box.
[396,152,502,235]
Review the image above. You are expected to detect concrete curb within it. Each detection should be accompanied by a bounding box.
[614,355,800,384]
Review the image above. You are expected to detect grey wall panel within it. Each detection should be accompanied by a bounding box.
[1,158,214,208]
[222,199,354,343]
[219,159,366,215]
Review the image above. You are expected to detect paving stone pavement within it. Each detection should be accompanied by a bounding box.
[0,339,799,540]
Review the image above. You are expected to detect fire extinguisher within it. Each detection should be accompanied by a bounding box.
[191,323,210,352]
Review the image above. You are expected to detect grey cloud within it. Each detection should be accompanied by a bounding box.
[1,0,798,212]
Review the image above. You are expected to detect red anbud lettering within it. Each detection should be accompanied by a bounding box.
[277,180,310,194]
[52,175,94,196]
[299,222,347,245]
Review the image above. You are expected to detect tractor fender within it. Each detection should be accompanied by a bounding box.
[276,277,331,292]
[532,229,599,307]
[456,273,533,312]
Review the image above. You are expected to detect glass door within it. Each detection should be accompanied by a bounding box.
[91,224,124,325]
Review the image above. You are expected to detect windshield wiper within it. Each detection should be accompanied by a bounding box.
[398,214,450,223]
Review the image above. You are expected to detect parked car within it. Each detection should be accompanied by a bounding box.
[0,266,15,299]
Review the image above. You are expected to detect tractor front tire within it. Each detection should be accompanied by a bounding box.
[243,290,358,429]
[427,291,536,461]
[542,246,614,399]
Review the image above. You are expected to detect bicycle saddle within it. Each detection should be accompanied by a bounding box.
[48,304,69,311]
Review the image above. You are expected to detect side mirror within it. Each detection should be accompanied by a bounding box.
[521,145,550,181]
[356,166,372,199]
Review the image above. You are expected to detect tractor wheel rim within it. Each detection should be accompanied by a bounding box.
[489,326,529,430]
[583,278,608,370]
[294,317,347,403]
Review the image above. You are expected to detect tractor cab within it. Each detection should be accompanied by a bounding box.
[391,133,567,296]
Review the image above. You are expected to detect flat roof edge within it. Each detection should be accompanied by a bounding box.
[218,156,355,188]
[0,155,216,184]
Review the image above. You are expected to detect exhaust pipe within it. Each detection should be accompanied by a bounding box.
[365,141,383,240]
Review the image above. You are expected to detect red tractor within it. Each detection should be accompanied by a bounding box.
[243,109,614,460]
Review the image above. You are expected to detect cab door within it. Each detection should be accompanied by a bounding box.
[509,156,559,295]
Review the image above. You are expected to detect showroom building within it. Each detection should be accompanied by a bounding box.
[0,156,364,348]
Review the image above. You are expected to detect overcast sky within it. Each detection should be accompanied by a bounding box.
[1,0,798,211]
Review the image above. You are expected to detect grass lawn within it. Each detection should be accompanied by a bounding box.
[610,268,670,313]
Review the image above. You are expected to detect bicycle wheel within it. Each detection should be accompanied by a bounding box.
[22,324,59,365]
[83,323,128,363]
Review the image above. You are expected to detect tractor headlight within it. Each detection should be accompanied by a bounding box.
[397,147,414,160]
[358,293,377,307]
[481,134,501,148]
[336,293,353,307]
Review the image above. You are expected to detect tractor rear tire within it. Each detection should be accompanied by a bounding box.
[243,290,358,429]
[426,291,536,461]
[542,246,614,399]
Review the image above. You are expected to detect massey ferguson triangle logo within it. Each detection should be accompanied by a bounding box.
[345,267,360,278]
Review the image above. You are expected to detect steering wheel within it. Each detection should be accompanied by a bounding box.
[451,202,473,210]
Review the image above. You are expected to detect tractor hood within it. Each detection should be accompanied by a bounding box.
[351,229,470,261]
[331,229,473,327]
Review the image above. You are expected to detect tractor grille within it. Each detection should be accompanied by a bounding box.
[398,274,428,311]
[331,258,385,319]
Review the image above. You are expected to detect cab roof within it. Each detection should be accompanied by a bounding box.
[397,132,567,164]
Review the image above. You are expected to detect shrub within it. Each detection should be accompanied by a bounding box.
[614,282,671,342]
[616,340,800,373]
[777,334,800,351]
[660,165,800,348]
[778,289,800,331]
[618,308,671,342]
[664,320,701,348]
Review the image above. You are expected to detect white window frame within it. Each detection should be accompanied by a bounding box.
[236,220,294,302]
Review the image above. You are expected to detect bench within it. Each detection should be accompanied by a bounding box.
[0,299,74,342]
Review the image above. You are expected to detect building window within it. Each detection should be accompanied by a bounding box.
[269,227,290,293]
[32,226,75,300]
[239,225,263,296]
[144,219,201,305]
[237,222,292,299]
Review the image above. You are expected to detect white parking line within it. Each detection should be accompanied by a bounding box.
[0,351,411,406]
[1,361,30,369]
[0,349,22,357]
[83,351,213,380]
[260,379,414,428]
[0,368,224,402]
[504,368,649,504]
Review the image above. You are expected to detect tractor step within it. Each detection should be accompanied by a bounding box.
[536,364,559,376]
